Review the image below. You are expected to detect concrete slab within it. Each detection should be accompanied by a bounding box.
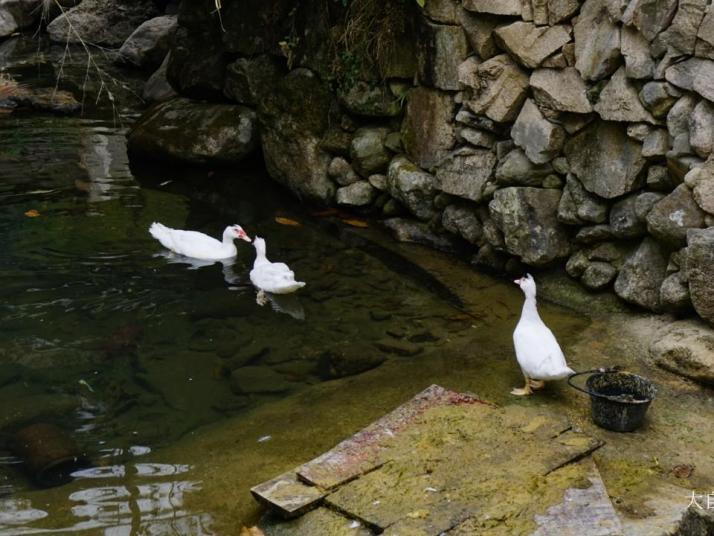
[297,385,488,490]
[250,471,324,519]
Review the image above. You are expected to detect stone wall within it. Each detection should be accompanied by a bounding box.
[129,0,714,327]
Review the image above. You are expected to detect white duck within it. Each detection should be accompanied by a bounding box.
[250,237,305,305]
[511,274,575,396]
[149,222,251,261]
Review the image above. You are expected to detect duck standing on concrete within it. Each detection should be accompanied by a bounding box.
[250,237,305,305]
[511,274,575,396]
[149,223,251,261]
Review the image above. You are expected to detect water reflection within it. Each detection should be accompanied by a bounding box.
[0,461,213,535]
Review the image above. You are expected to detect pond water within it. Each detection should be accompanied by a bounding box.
[0,38,604,536]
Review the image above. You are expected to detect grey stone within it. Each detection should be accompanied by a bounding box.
[698,5,714,47]
[256,68,335,203]
[117,15,176,70]
[588,241,632,266]
[621,26,654,79]
[457,56,482,88]
[336,182,377,207]
[667,94,698,151]
[384,132,402,153]
[610,193,647,238]
[142,53,177,103]
[382,218,457,251]
[127,98,257,165]
[402,87,456,169]
[223,55,279,106]
[387,156,437,221]
[0,0,42,38]
[494,21,572,69]
[472,244,508,272]
[647,184,706,247]
[582,261,618,290]
[564,121,647,199]
[328,157,360,186]
[548,0,580,24]
[693,174,714,213]
[48,0,160,46]
[458,10,500,59]
[594,67,656,124]
[650,320,714,384]
[368,174,388,191]
[621,0,678,41]
[638,81,680,118]
[457,127,495,148]
[530,67,592,114]
[665,58,714,102]
[635,191,666,220]
[685,227,714,324]
[689,100,714,158]
[435,149,497,202]
[542,174,563,188]
[495,140,516,159]
[541,52,568,68]
[558,173,609,224]
[338,82,401,118]
[614,237,669,311]
[626,123,652,142]
[442,204,483,244]
[418,21,469,91]
[454,107,506,134]
[660,271,693,313]
[423,0,460,23]
[642,128,670,157]
[489,187,570,265]
[350,128,390,178]
[566,250,590,278]
[511,98,566,164]
[461,0,521,15]
[532,0,549,25]
[654,0,708,55]
[575,225,614,243]
[495,148,554,186]
[552,156,570,174]
[574,0,621,81]
[647,165,677,191]
[463,54,530,123]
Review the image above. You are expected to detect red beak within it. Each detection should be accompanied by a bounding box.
[514,278,522,285]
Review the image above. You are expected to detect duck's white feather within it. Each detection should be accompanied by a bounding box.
[513,275,574,381]
[149,222,240,261]
[250,237,305,295]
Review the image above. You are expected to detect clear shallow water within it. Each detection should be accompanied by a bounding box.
[0,110,485,534]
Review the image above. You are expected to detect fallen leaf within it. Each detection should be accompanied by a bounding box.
[275,216,301,226]
[341,218,368,228]
[671,464,694,479]
[24,209,40,217]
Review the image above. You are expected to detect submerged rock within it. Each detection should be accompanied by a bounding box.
[317,345,387,380]
[382,218,457,252]
[230,366,292,394]
[127,98,257,165]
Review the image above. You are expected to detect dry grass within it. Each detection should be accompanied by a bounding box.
[0,73,28,100]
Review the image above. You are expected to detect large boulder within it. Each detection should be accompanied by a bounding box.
[462,54,529,123]
[574,0,621,81]
[142,53,178,103]
[529,67,592,114]
[350,128,391,178]
[417,20,468,91]
[684,227,714,325]
[47,0,160,46]
[0,0,46,38]
[510,99,565,164]
[117,15,176,70]
[614,237,668,311]
[127,98,257,165]
[593,67,656,123]
[493,21,571,69]
[564,121,646,199]
[435,148,497,202]
[401,87,456,170]
[167,26,229,100]
[256,68,336,203]
[387,156,437,221]
[650,320,714,385]
[646,184,706,247]
[488,187,570,266]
